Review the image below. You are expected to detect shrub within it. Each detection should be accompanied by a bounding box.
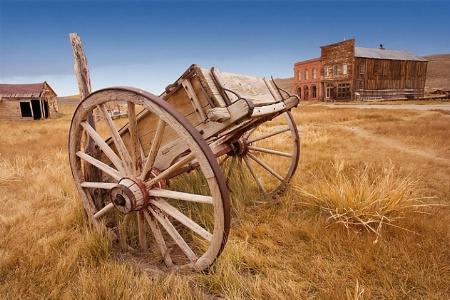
[295,160,432,242]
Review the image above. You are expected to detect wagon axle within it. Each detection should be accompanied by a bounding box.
[229,137,249,156]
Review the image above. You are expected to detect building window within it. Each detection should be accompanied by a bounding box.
[374,62,379,75]
[337,83,351,99]
[325,66,331,77]
[359,64,365,74]
[297,70,301,81]
[359,80,364,89]
[312,68,316,80]
[342,64,347,75]
[20,101,32,117]
[333,65,338,75]
[305,69,309,80]
[312,85,317,98]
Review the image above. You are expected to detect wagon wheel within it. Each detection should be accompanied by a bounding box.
[69,87,230,271]
[221,111,300,195]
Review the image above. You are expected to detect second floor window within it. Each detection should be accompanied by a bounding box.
[333,65,338,76]
[297,70,301,81]
[359,64,365,74]
[305,69,309,80]
[325,66,331,77]
[312,68,316,80]
[343,64,348,75]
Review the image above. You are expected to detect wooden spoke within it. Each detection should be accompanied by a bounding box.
[98,104,133,174]
[247,145,293,158]
[76,150,122,180]
[140,118,166,180]
[150,199,213,242]
[149,207,198,263]
[243,126,257,140]
[93,202,114,219]
[127,102,141,176]
[242,155,266,193]
[80,121,127,174]
[143,210,173,267]
[247,151,284,182]
[137,211,147,251]
[118,214,134,250]
[80,182,117,189]
[145,152,195,189]
[246,126,290,144]
[149,188,213,204]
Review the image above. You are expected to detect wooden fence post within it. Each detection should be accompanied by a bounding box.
[69,33,103,209]
[69,33,92,100]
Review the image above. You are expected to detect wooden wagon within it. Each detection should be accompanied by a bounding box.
[69,35,300,271]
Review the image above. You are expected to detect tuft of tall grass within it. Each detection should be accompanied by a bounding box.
[295,160,433,241]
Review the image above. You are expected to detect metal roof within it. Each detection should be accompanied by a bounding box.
[0,83,46,98]
[355,47,427,62]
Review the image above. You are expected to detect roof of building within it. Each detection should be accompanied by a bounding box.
[0,82,56,98]
[355,47,427,62]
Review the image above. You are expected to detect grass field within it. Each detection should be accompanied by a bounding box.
[1,100,449,299]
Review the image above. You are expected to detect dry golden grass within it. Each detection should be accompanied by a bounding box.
[295,160,434,242]
[0,100,449,299]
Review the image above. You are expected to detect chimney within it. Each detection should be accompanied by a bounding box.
[379,44,385,50]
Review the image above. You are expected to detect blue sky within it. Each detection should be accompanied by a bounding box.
[1,0,449,96]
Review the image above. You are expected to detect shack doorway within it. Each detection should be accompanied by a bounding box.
[43,100,49,118]
[31,99,42,119]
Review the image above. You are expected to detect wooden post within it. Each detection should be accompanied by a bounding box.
[69,33,92,100]
[70,33,103,209]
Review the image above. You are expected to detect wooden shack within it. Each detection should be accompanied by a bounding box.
[0,82,58,120]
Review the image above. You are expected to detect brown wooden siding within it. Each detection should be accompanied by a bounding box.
[355,58,427,100]
[0,99,32,120]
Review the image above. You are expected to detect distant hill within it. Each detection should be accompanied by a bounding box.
[58,95,81,103]
[273,77,294,93]
[423,54,450,92]
[274,54,450,95]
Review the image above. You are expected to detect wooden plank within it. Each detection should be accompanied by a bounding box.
[195,67,227,107]
[212,68,278,105]
[181,79,207,122]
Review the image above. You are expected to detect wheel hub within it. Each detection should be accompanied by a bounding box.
[229,137,248,156]
[110,177,149,214]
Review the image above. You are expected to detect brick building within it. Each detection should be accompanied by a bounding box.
[293,58,321,101]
